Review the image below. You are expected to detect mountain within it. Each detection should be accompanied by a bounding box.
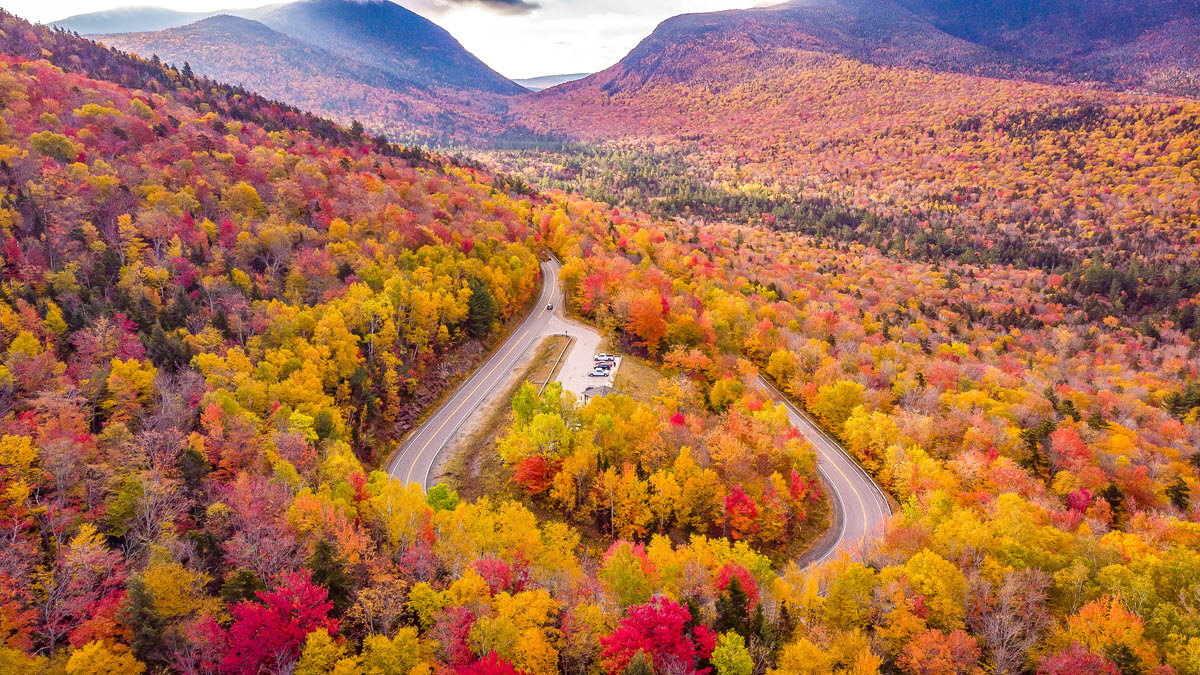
[548,0,1200,96]
[893,0,1193,62]
[582,0,1036,90]
[251,0,523,95]
[893,0,1200,94]
[88,0,527,140]
[52,6,214,33]
[93,15,442,137]
[514,73,591,91]
[513,0,1200,286]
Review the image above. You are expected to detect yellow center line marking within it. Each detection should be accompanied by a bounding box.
[403,324,535,486]
[822,446,869,538]
[768,379,870,548]
[402,263,555,487]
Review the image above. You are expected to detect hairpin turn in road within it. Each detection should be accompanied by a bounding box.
[386,256,890,566]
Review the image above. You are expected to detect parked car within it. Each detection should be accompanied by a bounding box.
[594,362,613,371]
[594,353,616,362]
[588,369,608,377]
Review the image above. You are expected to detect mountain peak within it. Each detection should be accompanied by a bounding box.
[254,0,524,94]
[59,0,523,100]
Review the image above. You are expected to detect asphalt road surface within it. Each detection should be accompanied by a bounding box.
[385,257,561,489]
[755,376,892,566]
[386,256,890,566]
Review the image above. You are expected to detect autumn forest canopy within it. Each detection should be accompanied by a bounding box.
[1,2,1200,675]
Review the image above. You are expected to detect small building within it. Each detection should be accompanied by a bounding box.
[582,385,613,403]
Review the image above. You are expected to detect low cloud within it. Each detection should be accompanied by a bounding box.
[435,0,540,14]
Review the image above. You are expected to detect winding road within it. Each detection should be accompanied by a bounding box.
[386,256,891,565]
[385,258,561,490]
[755,377,892,566]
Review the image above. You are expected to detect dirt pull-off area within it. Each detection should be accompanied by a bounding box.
[433,335,571,500]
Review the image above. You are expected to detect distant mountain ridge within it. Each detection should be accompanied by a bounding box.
[514,73,591,92]
[573,0,1040,94]
[893,0,1200,94]
[54,6,213,33]
[560,0,1200,97]
[93,15,429,125]
[64,0,521,95]
[76,0,529,141]
[250,0,522,95]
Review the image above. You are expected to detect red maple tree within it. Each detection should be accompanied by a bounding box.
[218,569,339,675]
[600,596,715,675]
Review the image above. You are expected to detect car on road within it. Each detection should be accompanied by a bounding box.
[547,303,554,310]
[588,368,608,377]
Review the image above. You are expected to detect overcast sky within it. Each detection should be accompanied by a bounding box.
[0,0,773,78]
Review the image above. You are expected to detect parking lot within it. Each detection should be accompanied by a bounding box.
[555,340,621,400]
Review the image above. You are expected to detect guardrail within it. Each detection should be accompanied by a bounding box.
[757,375,893,517]
[540,335,572,396]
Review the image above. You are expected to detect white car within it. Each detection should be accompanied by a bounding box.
[594,353,616,362]
[588,369,608,377]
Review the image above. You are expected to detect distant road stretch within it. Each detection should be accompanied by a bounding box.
[755,376,892,566]
[386,257,890,566]
[385,258,561,489]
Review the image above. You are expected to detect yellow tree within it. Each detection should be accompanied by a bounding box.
[66,641,146,675]
[104,359,156,425]
[811,381,865,432]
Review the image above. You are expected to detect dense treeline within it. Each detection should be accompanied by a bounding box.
[512,47,1200,323]
[0,11,418,153]
[1,10,1199,675]
[534,195,1200,675]
[492,142,1200,330]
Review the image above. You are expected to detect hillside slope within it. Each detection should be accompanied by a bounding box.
[4,11,1200,675]
[93,14,504,141]
[570,0,1200,95]
[513,0,1200,312]
[252,0,522,95]
[894,0,1200,95]
[65,0,525,96]
[70,0,525,140]
[600,0,1032,86]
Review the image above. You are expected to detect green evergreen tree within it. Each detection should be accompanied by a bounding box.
[467,277,498,338]
[123,576,165,665]
[1103,484,1127,529]
[714,575,751,638]
[306,539,352,615]
[178,446,211,497]
[221,569,266,604]
[1167,476,1191,511]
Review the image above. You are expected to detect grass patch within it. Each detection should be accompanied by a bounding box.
[442,335,571,503]
[529,335,574,395]
[611,355,665,403]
